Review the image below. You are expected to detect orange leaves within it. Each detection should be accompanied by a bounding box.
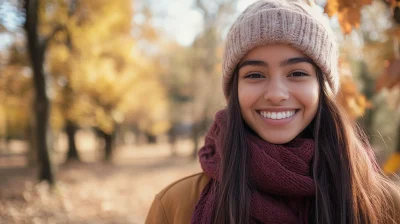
[376,58,400,91]
[337,76,372,118]
[335,60,371,119]
[324,0,400,34]
[383,152,400,174]
[338,7,361,34]
[324,0,372,34]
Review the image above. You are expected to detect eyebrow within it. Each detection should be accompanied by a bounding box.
[238,57,315,70]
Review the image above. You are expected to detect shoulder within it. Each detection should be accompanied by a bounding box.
[145,173,210,224]
[157,172,210,200]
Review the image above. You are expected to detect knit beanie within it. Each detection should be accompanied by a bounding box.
[222,0,339,99]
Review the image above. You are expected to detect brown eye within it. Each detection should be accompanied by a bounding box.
[245,73,265,79]
[288,71,308,77]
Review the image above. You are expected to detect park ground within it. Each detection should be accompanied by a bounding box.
[0,132,202,224]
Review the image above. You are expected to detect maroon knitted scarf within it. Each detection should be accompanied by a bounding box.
[191,110,316,224]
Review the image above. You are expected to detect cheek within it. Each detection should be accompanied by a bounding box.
[238,82,259,109]
[298,81,319,114]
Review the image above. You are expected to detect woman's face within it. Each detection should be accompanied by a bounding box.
[238,44,319,144]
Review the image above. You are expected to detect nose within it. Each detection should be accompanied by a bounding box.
[263,77,289,104]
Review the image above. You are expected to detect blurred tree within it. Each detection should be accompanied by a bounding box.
[154,40,194,155]
[324,0,400,174]
[69,0,162,160]
[187,0,237,159]
[0,1,37,165]
[41,0,168,162]
[336,60,372,119]
[324,0,373,34]
[42,0,80,162]
[24,0,60,184]
[0,43,33,152]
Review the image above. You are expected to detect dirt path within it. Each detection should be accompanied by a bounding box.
[0,140,202,224]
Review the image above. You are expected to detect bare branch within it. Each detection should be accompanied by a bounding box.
[42,24,65,48]
[195,0,209,17]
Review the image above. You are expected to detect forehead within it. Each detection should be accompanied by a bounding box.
[241,44,307,63]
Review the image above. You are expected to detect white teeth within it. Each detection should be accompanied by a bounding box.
[259,110,296,120]
[262,111,267,118]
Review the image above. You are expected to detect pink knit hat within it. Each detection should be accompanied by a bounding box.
[222,0,339,98]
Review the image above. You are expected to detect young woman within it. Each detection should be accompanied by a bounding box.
[146,0,400,223]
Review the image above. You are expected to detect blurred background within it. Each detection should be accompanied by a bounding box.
[0,0,400,223]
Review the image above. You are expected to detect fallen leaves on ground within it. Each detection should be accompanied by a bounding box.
[0,141,201,224]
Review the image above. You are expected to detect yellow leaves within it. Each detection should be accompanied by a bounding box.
[324,0,372,34]
[47,44,71,77]
[0,42,33,135]
[6,0,169,136]
[94,108,115,134]
[41,0,138,134]
[0,65,33,133]
[38,0,69,38]
[71,0,133,39]
[0,65,33,97]
[116,54,171,136]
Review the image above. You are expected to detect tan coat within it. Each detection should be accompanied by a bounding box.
[145,173,400,224]
[145,173,209,224]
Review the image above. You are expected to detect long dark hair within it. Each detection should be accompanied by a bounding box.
[213,67,251,224]
[212,66,400,224]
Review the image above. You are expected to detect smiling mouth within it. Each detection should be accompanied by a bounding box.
[257,109,299,120]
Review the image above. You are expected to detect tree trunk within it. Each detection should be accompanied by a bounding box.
[24,0,54,184]
[65,120,80,161]
[145,132,157,144]
[103,131,114,161]
[168,125,177,157]
[115,124,125,147]
[191,117,210,160]
[191,122,200,160]
[96,128,115,162]
[26,118,37,166]
[0,106,7,152]
[396,122,400,153]
[191,109,210,160]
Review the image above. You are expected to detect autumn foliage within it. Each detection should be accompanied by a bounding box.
[1,0,400,175]
[376,59,400,91]
[325,0,372,34]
